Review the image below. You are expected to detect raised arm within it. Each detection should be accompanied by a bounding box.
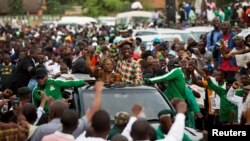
[207,78,227,97]
[189,64,204,87]
[121,104,142,141]
[84,81,104,122]
[160,101,187,141]
[85,53,97,76]
[226,82,243,106]
[147,68,183,84]
[231,48,250,55]
[55,79,86,88]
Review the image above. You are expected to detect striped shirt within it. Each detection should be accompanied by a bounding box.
[116,59,143,85]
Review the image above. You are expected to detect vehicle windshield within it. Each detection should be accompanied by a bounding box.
[81,89,172,120]
[131,17,150,24]
[191,32,206,41]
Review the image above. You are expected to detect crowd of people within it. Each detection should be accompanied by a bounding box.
[0,1,250,141]
[158,0,250,28]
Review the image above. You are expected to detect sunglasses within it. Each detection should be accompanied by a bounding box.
[36,75,46,80]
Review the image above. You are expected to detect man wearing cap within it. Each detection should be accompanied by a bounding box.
[226,74,250,124]
[32,68,86,112]
[156,109,192,141]
[152,37,161,57]
[107,112,130,140]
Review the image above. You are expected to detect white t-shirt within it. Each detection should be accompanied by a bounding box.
[231,48,250,67]
[75,132,106,141]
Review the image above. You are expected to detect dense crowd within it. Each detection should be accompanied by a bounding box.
[152,0,250,28]
[0,0,250,141]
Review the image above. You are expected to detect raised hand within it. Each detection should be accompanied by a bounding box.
[132,104,143,117]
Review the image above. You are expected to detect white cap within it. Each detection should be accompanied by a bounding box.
[92,37,97,41]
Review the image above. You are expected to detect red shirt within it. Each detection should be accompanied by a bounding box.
[218,34,238,71]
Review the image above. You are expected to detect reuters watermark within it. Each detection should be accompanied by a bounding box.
[208,125,250,139]
[212,129,246,136]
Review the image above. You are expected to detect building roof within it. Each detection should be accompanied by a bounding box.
[0,0,44,14]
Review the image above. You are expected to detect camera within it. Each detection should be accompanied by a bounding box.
[11,98,20,106]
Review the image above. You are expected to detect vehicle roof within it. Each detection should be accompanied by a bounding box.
[116,11,152,18]
[133,28,192,33]
[137,34,182,42]
[185,26,214,32]
[98,16,116,20]
[72,74,95,81]
[82,85,156,91]
[58,16,97,25]
[157,28,191,33]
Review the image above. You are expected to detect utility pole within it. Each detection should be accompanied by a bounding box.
[165,0,177,24]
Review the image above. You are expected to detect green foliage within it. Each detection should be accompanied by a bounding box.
[8,0,23,15]
[45,0,64,15]
[83,0,123,17]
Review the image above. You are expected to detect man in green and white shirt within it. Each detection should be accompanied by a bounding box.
[32,68,86,112]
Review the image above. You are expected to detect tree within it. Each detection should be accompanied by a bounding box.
[83,0,123,17]
[45,0,64,15]
[8,0,23,15]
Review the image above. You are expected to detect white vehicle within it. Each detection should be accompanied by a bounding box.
[185,26,214,41]
[116,11,152,26]
[137,34,182,51]
[97,16,116,26]
[58,16,97,25]
[132,28,196,43]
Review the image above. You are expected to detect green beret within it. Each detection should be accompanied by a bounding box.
[158,109,174,119]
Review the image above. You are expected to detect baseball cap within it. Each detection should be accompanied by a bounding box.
[153,37,161,44]
[35,68,48,78]
[204,65,214,73]
[158,109,174,119]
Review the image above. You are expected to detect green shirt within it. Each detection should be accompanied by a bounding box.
[156,126,192,141]
[33,79,86,112]
[207,79,238,123]
[149,68,186,101]
[224,8,232,21]
[148,68,200,128]
[107,125,123,140]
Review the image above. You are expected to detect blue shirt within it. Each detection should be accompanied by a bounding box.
[206,30,222,52]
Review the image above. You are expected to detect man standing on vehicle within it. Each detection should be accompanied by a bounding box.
[144,61,201,128]
[115,39,143,85]
[32,67,87,112]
